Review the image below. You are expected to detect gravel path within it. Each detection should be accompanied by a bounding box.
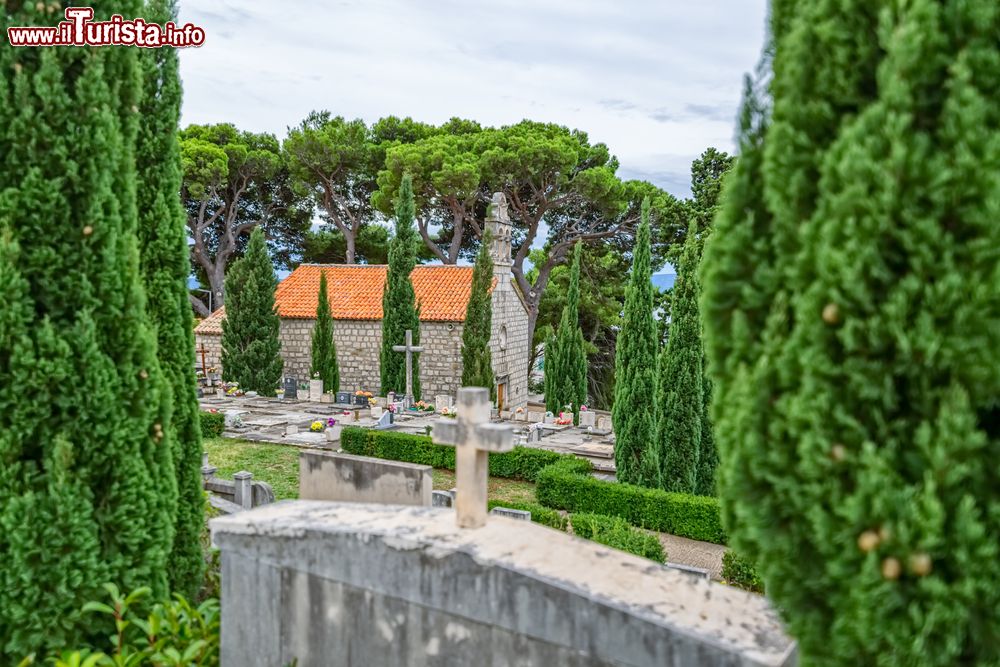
[659,533,728,580]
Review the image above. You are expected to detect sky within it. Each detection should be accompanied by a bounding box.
[177,0,768,202]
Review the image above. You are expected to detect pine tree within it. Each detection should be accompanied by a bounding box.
[221,227,283,395]
[612,198,658,485]
[461,230,495,395]
[134,0,204,599]
[654,223,703,493]
[311,273,339,393]
[702,2,1000,663]
[380,175,421,399]
[545,242,587,423]
[0,3,177,656]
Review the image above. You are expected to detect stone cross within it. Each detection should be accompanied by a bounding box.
[432,387,514,528]
[391,329,424,408]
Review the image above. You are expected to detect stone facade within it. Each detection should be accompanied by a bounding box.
[194,333,222,375]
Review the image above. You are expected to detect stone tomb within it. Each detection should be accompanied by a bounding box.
[299,449,432,506]
[212,503,796,667]
[489,506,531,521]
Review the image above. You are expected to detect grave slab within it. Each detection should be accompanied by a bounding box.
[299,450,432,506]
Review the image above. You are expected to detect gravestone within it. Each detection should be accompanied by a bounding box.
[432,490,453,508]
[514,410,527,422]
[489,507,531,521]
[375,410,393,429]
[527,411,544,423]
[371,406,384,420]
[335,391,351,405]
[527,426,541,444]
[435,394,452,409]
[579,411,596,428]
[432,387,515,529]
[283,377,298,399]
[597,416,612,431]
[391,329,424,408]
[354,394,368,406]
[285,424,299,436]
[544,413,556,425]
[309,379,324,402]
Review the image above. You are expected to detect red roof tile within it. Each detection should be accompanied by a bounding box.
[195,264,486,334]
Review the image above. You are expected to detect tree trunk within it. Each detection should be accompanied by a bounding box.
[345,231,356,264]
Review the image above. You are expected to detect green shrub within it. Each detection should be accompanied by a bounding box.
[23,584,220,667]
[200,411,226,438]
[570,513,666,563]
[537,459,725,544]
[340,427,589,482]
[487,501,568,531]
[721,551,764,594]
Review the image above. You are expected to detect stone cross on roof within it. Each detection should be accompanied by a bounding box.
[432,387,514,528]
[391,329,423,408]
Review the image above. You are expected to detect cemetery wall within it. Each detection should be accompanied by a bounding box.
[299,450,432,506]
[212,501,797,667]
[277,317,468,399]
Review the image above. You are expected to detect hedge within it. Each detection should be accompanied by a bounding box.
[570,513,666,563]
[721,551,764,594]
[537,459,725,544]
[340,427,590,482]
[200,411,225,438]
[487,500,568,531]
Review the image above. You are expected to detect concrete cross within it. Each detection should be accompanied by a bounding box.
[391,329,424,408]
[432,387,514,528]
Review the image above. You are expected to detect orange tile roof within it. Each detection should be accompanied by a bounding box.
[195,264,487,334]
[195,307,226,335]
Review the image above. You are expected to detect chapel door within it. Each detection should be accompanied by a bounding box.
[497,382,506,412]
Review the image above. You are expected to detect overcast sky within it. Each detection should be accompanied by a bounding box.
[177,1,768,200]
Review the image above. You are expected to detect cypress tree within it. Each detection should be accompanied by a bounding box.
[702,2,1000,663]
[135,0,204,599]
[545,242,587,423]
[311,273,340,393]
[654,223,703,494]
[221,227,283,395]
[380,175,421,399]
[612,198,657,485]
[461,230,495,395]
[0,2,176,656]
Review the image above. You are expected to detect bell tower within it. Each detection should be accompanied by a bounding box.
[485,192,512,287]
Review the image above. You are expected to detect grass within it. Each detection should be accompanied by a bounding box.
[431,468,538,506]
[203,437,538,505]
[203,437,300,500]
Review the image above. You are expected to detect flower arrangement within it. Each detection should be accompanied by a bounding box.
[580,405,588,412]
[439,405,457,418]
[310,421,325,432]
[368,397,379,407]
[355,390,373,398]
[555,412,573,426]
[414,400,435,412]
[313,372,321,379]
[326,418,338,428]
[515,406,525,414]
